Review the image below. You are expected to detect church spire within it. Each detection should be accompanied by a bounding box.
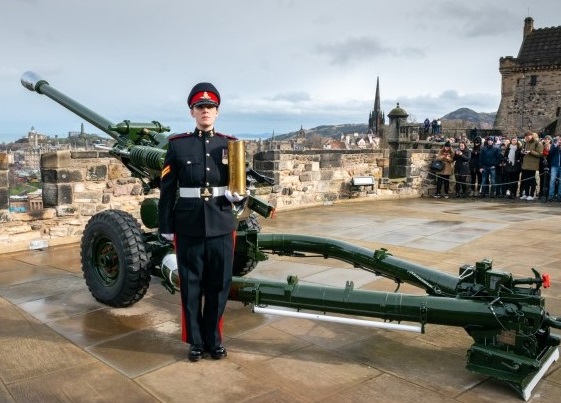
[374,76,380,114]
[369,76,382,134]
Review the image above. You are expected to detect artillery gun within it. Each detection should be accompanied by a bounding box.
[21,71,275,306]
[21,72,560,400]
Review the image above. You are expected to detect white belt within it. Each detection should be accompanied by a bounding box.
[179,186,227,198]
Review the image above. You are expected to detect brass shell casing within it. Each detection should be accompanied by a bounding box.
[228,140,246,195]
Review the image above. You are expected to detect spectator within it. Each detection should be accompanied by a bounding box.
[547,137,561,202]
[538,135,552,200]
[504,136,523,199]
[424,118,430,134]
[453,141,471,197]
[520,132,544,201]
[495,142,508,198]
[431,119,438,134]
[434,141,454,198]
[469,136,482,196]
[436,119,442,134]
[479,136,502,198]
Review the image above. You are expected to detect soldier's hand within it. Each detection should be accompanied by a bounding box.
[225,189,247,203]
[161,233,174,242]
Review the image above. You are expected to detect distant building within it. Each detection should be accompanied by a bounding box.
[27,126,48,146]
[368,76,384,135]
[494,17,561,136]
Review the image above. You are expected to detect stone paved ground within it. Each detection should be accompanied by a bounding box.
[1,197,560,402]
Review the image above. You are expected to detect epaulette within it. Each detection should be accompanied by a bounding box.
[168,132,193,141]
[216,132,238,141]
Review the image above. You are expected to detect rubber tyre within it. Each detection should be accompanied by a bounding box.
[81,210,151,307]
[233,214,261,277]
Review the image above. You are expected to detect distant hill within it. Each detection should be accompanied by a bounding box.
[275,123,369,141]
[441,108,496,129]
[272,108,496,140]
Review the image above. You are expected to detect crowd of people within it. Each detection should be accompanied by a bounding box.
[431,131,561,202]
[424,118,442,135]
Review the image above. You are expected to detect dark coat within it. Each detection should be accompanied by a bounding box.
[453,147,471,175]
[469,144,481,171]
[158,129,238,237]
[549,144,561,168]
[479,144,502,168]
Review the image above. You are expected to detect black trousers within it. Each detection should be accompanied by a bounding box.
[436,174,450,195]
[176,232,234,347]
[455,174,470,195]
[520,170,537,197]
[505,170,521,197]
[470,169,482,192]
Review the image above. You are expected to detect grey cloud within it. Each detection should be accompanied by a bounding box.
[272,92,312,102]
[430,3,518,37]
[315,36,425,65]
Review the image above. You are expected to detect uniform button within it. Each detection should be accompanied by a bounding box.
[198,133,202,137]
[206,167,210,171]
[206,153,210,157]
[206,182,210,186]
[204,197,209,201]
[206,140,210,144]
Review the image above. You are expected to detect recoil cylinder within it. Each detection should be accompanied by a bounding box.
[129,146,166,171]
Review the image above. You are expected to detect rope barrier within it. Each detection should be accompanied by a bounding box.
[423,167,553,187]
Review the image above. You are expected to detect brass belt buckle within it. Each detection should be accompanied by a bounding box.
[200,187,213,198]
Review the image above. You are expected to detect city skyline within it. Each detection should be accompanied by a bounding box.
[2,0,561,143]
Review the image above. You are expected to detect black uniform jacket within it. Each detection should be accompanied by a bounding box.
[158,129,238,237]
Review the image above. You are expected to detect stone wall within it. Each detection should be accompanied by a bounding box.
[495,57,561,135]
[0,150,156,253]
[0,148,440,253]
[0,153,8,211]
[252,148,437,210]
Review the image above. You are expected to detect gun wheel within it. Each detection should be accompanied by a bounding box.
[81,210,151,307]
[233,214,261,276]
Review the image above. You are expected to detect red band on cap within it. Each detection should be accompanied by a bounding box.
[190,91,219,107]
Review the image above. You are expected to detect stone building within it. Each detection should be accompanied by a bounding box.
[494,17,561,136]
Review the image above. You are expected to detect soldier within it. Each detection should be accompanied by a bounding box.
[158,82,245,362]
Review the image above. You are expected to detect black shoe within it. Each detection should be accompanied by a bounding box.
[189,345,205,362]
[208,344,227,360]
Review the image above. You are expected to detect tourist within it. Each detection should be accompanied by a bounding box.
[434,141,454,198]
[453,141,471,197]
[547,137,561,201]
[479,136,502,198]
[469,137,482,196]
[520,132,543,201]
[504,136,523,199]
[538,135,552,200]
[495,142,508,198]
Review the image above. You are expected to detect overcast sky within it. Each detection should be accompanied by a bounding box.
[2,0,560,142]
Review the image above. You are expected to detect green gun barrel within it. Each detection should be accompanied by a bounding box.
[21,71,121,141]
